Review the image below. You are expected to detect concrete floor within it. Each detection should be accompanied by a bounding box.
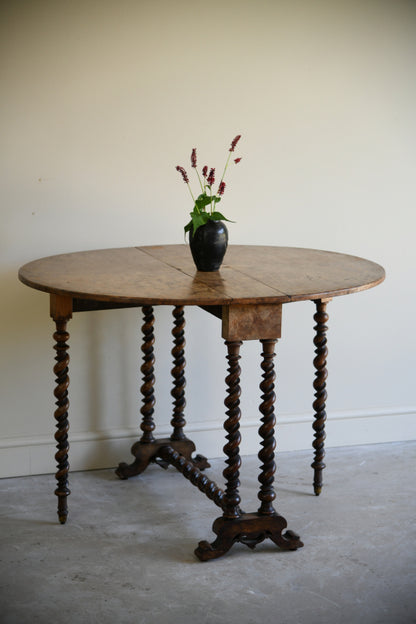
[1,441,415,624]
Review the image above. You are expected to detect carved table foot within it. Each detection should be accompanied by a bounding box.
[192,454,210,470]
[194,512,304,561]
[115,438,210,479]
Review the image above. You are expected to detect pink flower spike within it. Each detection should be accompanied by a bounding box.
[176,165,189,183]
[207,167,215,186]
[202,166,208,178]
[218,181,226,195]
[191,148,197,168]
[229,134,241,152]
[234,157,242,164]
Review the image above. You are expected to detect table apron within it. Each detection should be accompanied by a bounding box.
[221,303,282,340]
[53,296,282,341]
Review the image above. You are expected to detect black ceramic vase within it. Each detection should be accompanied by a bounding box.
[189,220,228,271]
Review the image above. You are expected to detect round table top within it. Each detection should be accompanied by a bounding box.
[18,245,385,306]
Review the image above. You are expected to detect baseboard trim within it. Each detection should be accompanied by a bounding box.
[1,406,415,478]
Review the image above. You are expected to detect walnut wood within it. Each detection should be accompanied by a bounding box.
[170,306,187,441]
[198,305,222,319]
[222,341,243,519]
[115,304,210,479]
[311,300,329,496]
[114,305,156,479]
[195,338,304,560]
[73,299,140,312]
[139,306,156,443]
[157,446,225,508]
[195,513,304,561]
[115,438,208,479]
[50,293,73,320]
[116,306,210,479]
[19,245,385,307]
[257,339,278,516]
[18,246,384,559]
[52,320,71,524]
[222,304,282,341]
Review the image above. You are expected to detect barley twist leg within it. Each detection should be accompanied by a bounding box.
[116,305,208,479]
[194,340,243,559]
[222,340,243,519]
[115,306,156,478]
[139,305,156,443]
[311,300,329,495]
[53,320,71,524]
[170,306,186,441]
[195,337,303,561]
[257,339,277,516]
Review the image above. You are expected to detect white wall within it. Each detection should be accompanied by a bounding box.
[1,0,415,477]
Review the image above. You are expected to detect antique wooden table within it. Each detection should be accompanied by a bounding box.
[18,245,385,560]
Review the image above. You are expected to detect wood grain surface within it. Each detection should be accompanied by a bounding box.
[18,245,385,305]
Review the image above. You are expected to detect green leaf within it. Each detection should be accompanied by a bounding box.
[191,211,209,234]
[185,212,208,237]
[195,193,212,211]
[196,192,211,203]
[210,211,235,223]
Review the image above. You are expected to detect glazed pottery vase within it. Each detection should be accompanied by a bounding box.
[189,220,228,271]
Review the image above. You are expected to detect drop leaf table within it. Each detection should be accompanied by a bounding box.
[18,245,385,560]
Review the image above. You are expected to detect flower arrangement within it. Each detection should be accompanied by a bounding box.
[176,135,242,235]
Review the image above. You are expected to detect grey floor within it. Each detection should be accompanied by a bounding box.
[1,441,415,624]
